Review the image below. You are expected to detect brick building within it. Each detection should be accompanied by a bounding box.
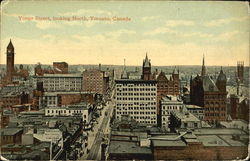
[156,69,180,125]
[190,58,227,124]
[1,92,29,108]
[152,128,248,160]
[82,69,108,95]
[0,128,23,145]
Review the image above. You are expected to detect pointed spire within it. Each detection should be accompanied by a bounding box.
[201,54,206,77]
[7,39,14,49]
[143,52,151,67]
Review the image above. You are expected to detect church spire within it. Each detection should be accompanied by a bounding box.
[201,54,206,77]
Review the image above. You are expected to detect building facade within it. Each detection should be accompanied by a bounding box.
[53,62,69,74]
[190,58,227,124]
[160,95,183,129]
[35,74,82,92]
[82,69,108,95]
[115,79,157,125]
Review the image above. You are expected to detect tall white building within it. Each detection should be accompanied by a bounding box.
[115,79,157,125]
[35,74,83,92]
[161,95,183,129]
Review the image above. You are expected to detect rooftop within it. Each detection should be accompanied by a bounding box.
[108,140,152,154]
[115,79,157,84]
[172,111,200,122]
[1,128,23,136]
[186,104,203,109]
[36,73,82,78]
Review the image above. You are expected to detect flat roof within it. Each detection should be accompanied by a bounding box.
[108,140,152,154]
[193,128,248,135]
[152,139,186,147]
[197,135,229,147]
[172,111,200,122]
[36,73,82,78]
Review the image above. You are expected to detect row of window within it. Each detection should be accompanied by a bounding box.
[117,106,156,110]
[205,113,226,116]
[116,84,156,87]
[117,102,156,106]
[116,111,156,115]
[117,93,156,96]
[117,88,156,91]
[162,106,182,110]
[116,97,156,101]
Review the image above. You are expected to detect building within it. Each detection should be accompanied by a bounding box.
[35,73,82,92]
[237,61,244,84]
[53,62,69,74]
[169,110,202,131]
[82,69,108,95]
[160,95,183,129]
[190,57,227,124]
[151,128,248,160]
[0,127,23,145]
[1,92,29,108]
[115,79,157,125]
[45,102,92,124]
[37,91,95,108]
[6,40,15,83]
[156,71,180,125]
[185,104,205,121]
[141,54,154,80]
[229,94,249,122]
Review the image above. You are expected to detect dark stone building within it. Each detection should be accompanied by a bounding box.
[6,40,15,83]
[190,57,227,124]
[141,54,154,80]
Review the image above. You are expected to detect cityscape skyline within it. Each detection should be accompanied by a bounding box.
[0,1,249,66]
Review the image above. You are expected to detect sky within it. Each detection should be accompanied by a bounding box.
[0,0,249,66]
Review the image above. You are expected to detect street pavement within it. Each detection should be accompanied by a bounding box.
[80,99,114,160]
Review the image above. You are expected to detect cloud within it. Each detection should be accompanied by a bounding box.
[204,16,248,27]
[212,31,239,42]
[144,27,177,36]
[105,29,136,39]
[165,20,195,27]
[182,32,213,39]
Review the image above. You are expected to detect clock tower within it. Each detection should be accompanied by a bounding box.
[6,39,15,83]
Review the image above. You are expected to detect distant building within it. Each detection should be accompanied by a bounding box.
[160,95,183,129]
[141,54,154,80]
[1,92,29,108]
[229,94,249,122]
[237,61,244,84]
[6,40,15,83]
[115,79,157,125]
[35,73,82,92]
[190,56,227,124]
[53,62,69,74]
[82,69,108,95]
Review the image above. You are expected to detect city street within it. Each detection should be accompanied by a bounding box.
[80,91,115,160]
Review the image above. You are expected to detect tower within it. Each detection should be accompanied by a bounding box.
[6,39,15,83]
[237,61,244,84]
[142,53,152,80]
[216,67,227,92]
[201,54,206,77]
